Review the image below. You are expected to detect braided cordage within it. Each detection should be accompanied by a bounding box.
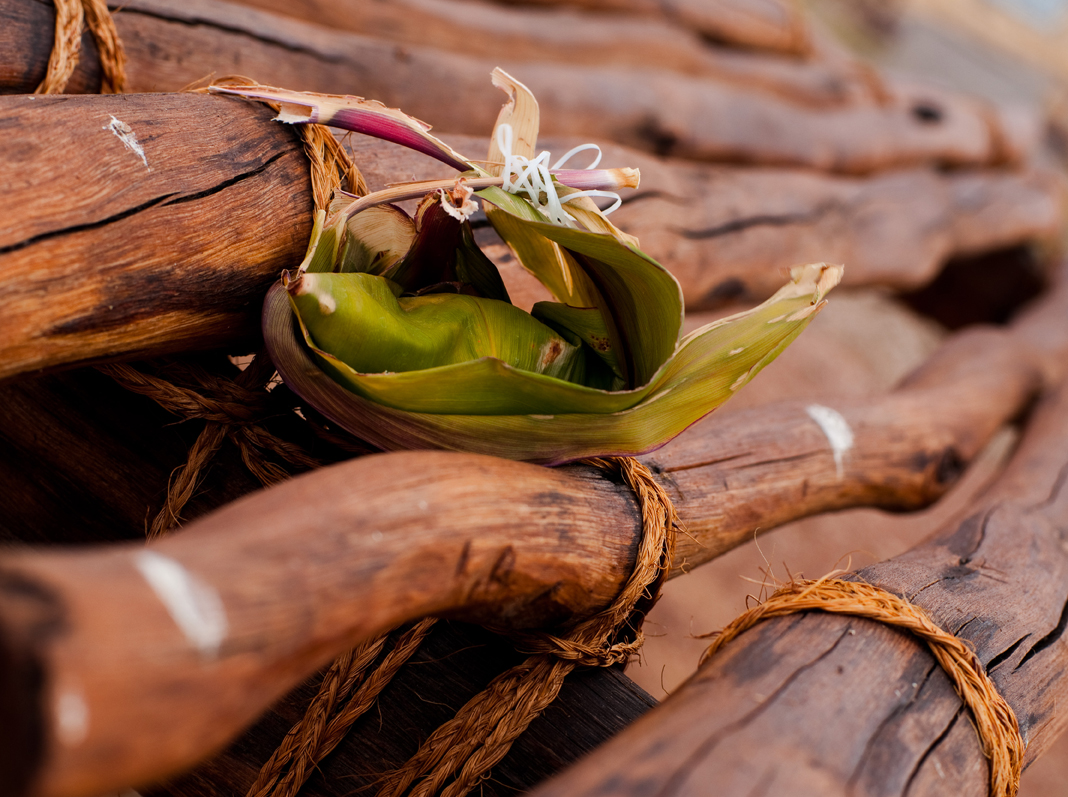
[246,635,391,797]
[81,0,126,92]
[36,0,126,94]
[98,352,320,538]
[250,619,437,797]
[701,578,1024,797]
[36,0,83,94]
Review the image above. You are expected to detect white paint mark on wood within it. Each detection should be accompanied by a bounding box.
[104,115,150,169]
[56,688,89,746]
[806,404,854,480]
[134,551,228,658]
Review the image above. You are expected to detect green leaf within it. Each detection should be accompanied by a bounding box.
[479,187,682,388]
[265,263,842,462]
[531,301,622,382]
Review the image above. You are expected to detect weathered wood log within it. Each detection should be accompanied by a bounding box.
[483,0,812,55]
[0,92,312,382]
[1,0,1023,171]
[2,270,1066,797]
[1,91,1059,382]
[529,373,1068,797]
[230,0,875,108]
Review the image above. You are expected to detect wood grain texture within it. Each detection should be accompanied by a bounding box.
[484,0,812,55]
[2,271,1066,797]
[231,0,873,108]
[529,376,1068,797]
[0,0,1024,172]
[0,0,103,93]
[0,92,312,381]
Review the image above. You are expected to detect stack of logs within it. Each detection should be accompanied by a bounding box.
[1,0,1067,796]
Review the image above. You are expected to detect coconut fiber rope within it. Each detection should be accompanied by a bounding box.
[701,577,1024,797]
[37,0,126,94]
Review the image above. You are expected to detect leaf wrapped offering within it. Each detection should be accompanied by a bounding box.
[224,71,841,462]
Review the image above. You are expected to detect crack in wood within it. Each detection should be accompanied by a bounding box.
[115,5,354,65]
[0,150,288,258]
[158,151,289,208]
[617,190,689,209]
[846,662,940,793]
[908,578,944,601]
[672,200,840,241]
[654,624,853,796]
[1015,594,1068,671]
[986,634,1031,673]
[658,452,749,473]
[0,192,177,257]
[1038,459,1068,511]
[736,451,821,471]
[901,708,965,797]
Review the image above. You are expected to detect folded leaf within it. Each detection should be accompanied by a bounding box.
[249,68,841,462]
[289,270,588,393]
[265,263,842,462]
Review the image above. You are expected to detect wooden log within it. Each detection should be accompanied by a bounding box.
[1,271,1066,797]
[0,92,312,382]
[229,0,874,108]
[0,91,1059,382]
[0,371,650,795]
[528,372,1068,797]
[483,0,812,55]
[0,0,1021,172]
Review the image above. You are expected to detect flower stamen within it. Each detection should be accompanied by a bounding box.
[496,124,623,227]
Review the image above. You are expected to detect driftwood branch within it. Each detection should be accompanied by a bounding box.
[530,372,1068,797]
[1,270,1065,797]
[1,92,1059,381]
[1,0,1032,171]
